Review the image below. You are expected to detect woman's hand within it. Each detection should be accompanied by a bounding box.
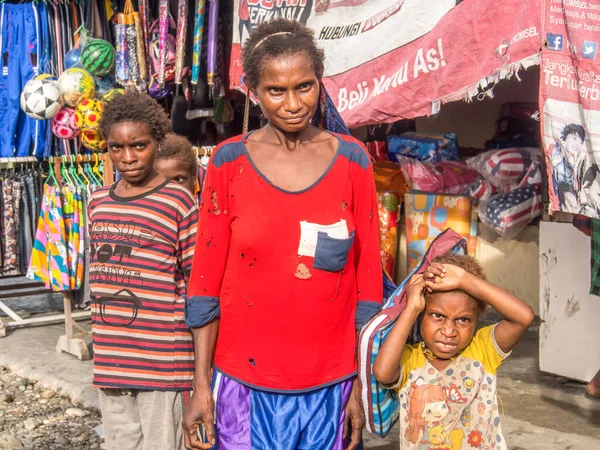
[343,378,365,450]
[405,274,427,313]
[183,386,216,450]
[424,262,465,292]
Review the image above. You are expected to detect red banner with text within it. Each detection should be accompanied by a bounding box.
[230,0,541,128]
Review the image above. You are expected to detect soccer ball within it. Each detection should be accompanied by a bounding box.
[64,48,82,70]
[75,99,104,132]
[81,39,116,77]
[57,68,95,107]
[51,108,80,139]
[35,73,57,82]
[20,78,64,120]
[81,129,106,151]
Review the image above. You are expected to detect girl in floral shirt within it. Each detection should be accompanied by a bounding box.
[374,254,534,450]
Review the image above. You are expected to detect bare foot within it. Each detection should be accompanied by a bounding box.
[586,369,600,399]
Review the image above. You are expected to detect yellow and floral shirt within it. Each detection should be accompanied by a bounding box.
[394,325,509,450]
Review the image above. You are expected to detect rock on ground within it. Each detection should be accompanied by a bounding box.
[0,368,103,449]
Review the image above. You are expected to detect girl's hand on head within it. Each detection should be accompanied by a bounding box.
[406,274,427,313]
[424,262,465,292]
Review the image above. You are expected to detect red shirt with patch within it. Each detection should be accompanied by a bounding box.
[186,133,382,392]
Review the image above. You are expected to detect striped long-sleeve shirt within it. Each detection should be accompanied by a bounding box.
[88,179,198,390]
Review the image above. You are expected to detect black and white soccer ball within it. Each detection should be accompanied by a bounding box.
[20,79,64,120]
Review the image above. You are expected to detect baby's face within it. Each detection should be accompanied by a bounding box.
[420,291,477,360]
[154,159,196,194]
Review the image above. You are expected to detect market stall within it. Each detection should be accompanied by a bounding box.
[3,0,599,381]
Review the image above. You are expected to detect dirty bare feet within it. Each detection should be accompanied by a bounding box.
[585,369,600,399]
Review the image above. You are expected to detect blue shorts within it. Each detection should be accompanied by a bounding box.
[211,370,362,450]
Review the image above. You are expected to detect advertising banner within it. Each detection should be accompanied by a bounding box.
[541,0,600,218]
[231,1,459,89]
[230,0,541,128]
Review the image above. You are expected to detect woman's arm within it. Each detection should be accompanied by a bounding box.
[351,141,383,329]
[373,275,426,385]
[183,149,233,449]
[184,320,219,449]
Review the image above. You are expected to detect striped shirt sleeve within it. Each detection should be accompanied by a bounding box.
[178,203,198,276]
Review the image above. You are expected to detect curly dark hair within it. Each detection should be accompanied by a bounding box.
[156,133,198,177]
[424,254,488,316]
[99,90,170,143]
[241,18,325,89]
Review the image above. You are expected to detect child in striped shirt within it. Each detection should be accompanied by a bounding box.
[90,91,198,450]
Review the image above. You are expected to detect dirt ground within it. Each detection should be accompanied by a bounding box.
[1,321,599,450]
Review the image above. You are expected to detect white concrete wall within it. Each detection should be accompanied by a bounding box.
[476,224,540,314]
[539,221,600,382]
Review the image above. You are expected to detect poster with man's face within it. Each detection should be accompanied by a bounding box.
[541,0,600,220]
[544,99,600,218]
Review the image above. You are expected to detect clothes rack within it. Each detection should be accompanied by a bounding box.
[0,153,113,362]
[0,156,39,164]
[192,145,215,157]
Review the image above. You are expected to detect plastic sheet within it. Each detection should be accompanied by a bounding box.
[377,192,400,278]
[466,147,541,192]
[397,156,480,195]
[387,132,460,162]
[478,185,542,238]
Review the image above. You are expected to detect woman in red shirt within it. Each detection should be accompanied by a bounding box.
[184,18,382,450]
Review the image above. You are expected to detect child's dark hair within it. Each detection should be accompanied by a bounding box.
[425,254,488,316]
[156,134,198,177]
[241,18,325,89]
[99,90,170,143]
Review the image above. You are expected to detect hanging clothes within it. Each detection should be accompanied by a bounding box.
[27,157,104,292]
[27,183,70,290]
[0,167,39,277]
[0,2,51,158]
[2,179,19,275]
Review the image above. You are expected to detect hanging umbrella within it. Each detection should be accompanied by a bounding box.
[157,0,169,86]
[123,0,141,85]
[206,0,218,90]
[175,0,189,85]
[191,0,206,85]
[189,0,211,111]
[172,0,190,132]
[138,0,151,81]
[114,23,130,86]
